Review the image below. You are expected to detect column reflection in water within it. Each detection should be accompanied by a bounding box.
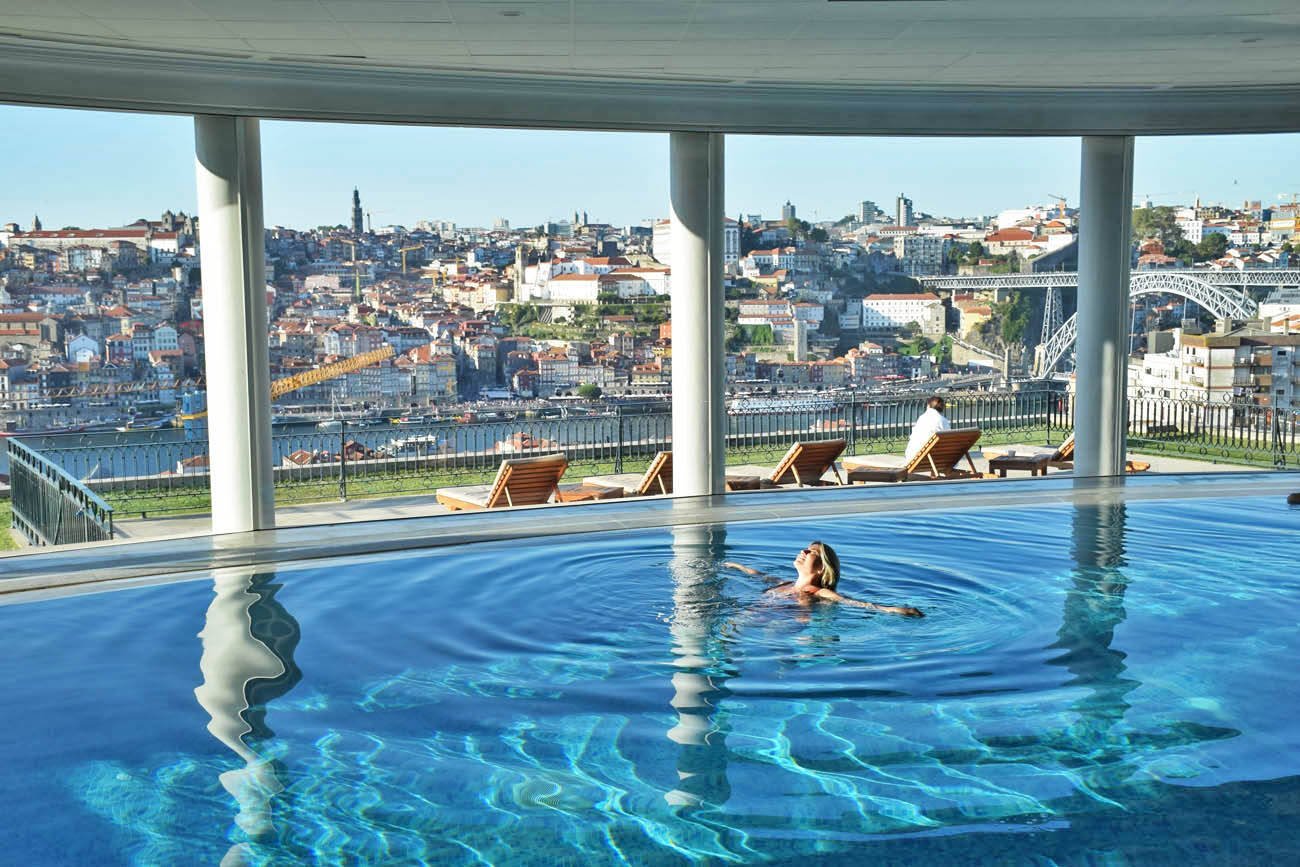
[666,523,733,808]
[1052,499,1138,750]
[193,566,302,860]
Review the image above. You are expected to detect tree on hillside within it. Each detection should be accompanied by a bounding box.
[993,291,1032,348]
[1131,206,1185,248]
[1168,237,1198,265]
[577,383,602,399]
[1196,232,1229,260]
[809,227,829,243]
[497,303,539,330]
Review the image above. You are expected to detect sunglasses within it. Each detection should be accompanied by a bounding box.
[801,541,823,555]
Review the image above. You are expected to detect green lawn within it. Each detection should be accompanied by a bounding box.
[0,501,17,551]
[102,432,1074,521]
[92,426,1282,525]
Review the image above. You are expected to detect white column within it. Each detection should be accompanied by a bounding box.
[670,132,726,496]
[1075,136,1134,477]
[194,116,275,532]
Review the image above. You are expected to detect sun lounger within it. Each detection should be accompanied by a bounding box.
[844,428,983,482]
[726,439,847,488]
[584,451,673,496]
[1048,433,1074,469]
[435,453,568,510]
[991,433,1149,473]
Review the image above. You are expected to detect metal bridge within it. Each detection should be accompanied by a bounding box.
[918,269,1299,378]
[919,269,1300,292]
[1034,272,1263,376]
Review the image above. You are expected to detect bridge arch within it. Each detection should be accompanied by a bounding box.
[1034,272,1258,376]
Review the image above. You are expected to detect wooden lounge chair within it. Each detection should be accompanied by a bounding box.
[1047,433,1074,469]
[1018,433,1150,473]
[581,451,672,496]
[845,428,983,482]
[761,438,847,487]
[435,453,568,511]
[633,450,673,495]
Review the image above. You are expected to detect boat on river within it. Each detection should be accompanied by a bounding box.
[727,394,836,414]
[377,434,442,457]
[116,415,176,432]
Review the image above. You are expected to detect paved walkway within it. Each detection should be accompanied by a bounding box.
[99,449,1266,544]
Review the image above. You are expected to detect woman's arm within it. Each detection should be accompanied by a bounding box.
[815,588,924,617]
[722,561,764,576]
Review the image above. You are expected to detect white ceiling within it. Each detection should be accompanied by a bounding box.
[1,0,1299,134]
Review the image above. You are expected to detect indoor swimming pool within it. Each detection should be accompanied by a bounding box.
[2,484,1298,864]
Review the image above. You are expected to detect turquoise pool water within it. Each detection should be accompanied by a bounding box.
[2,494,1298,864]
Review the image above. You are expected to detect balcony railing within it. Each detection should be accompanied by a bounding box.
[6,436,113,546]
[5,390,1296,530]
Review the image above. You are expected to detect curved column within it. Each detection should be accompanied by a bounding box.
[670,132,726,496]
[194,116,275,532]
[1075,137,1134,477]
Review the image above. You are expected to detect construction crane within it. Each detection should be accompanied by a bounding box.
[179,345,396,421]
[1135,191,1198,206]
[1047,194,1067,218]
[338,238,362,300]
[398,244,424,275]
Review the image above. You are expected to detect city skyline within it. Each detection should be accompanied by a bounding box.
[2,104,1298,231]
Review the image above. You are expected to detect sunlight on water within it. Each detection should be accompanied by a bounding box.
[1,495,1297,864]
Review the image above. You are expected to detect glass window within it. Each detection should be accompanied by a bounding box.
[1,105,202,551]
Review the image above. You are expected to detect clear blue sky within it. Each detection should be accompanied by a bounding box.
[1,103,1296,231]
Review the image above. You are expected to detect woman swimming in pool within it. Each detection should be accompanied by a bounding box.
[724,541,924,617]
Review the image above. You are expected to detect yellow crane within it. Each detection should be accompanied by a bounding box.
[178,345,396,421]
[398,244,424,275]
[1047,194,1067,218]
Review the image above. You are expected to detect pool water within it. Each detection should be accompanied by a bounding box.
[3,494,1299,864]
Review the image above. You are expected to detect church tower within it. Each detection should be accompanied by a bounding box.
[32,214,42,231]
[351,188,364,234]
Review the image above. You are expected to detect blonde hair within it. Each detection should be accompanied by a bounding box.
[810,541,840,591]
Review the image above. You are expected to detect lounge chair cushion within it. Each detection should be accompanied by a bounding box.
[582,472,649,495]
[435,452,568,510]
[434,484,495,509]
[845,428,983,482]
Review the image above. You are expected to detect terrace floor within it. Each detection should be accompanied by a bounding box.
[83,448,1263,545]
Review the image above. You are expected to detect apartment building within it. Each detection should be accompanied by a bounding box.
[861,292,946,338]
[894,234,948,277]
[1133,326,1300,410]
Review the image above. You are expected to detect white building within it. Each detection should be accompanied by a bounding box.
[861,292,945,337]
[895,194,914,227]
[544,273,602,303]
[653,218,740,269]
[599,267,671,299]
[66,333,100,363]
[1176,216,1204,244]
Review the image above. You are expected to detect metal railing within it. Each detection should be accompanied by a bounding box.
[6,437,114,546]
[5,389,1296,528]
[1128,396,1299,468]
